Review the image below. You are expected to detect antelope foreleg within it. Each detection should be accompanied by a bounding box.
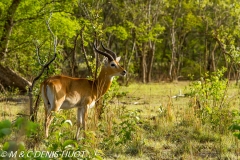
[45,110,54,138]
[76,107,87,140]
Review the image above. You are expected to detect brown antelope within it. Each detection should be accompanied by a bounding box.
[41,42,126,140]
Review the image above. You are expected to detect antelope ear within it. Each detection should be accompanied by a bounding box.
[116,56,121,62]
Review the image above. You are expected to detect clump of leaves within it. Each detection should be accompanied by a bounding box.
[99,108,144,156]
[188,68,234,133]
[0,117,39,159]
[45,112,103,159]
[229,110,240,139]
[0,120,11,139]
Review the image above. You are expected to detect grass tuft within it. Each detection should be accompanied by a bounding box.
[1,81,240,159]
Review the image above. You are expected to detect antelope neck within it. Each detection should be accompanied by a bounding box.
[93,67,113,99]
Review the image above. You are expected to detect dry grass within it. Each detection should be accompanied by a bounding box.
[1,81,240,159]
[105,81,240,159]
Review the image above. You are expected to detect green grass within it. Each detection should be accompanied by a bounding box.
[1,81,240,159]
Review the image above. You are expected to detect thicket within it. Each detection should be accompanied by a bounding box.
[1,0,240,86]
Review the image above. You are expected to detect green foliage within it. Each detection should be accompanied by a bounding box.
[188,68,234,132]
[0,120,11,138]
[0,117,40,159]
[51,12,80,38]
[102,77,126,105]
[13,117,39,137]
[2,82,240,158]
[134,22,164,43]
[229,110,240,139]
[115,110,141,145]
[105,26,129,41]
[0,115,103,159]
[0,117,39,141]
[99,108,143,155]
[1,0,240,85]
[189,68,228,107]
[45,112,103,159]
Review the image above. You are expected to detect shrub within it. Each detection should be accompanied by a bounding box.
[188,68,234,133]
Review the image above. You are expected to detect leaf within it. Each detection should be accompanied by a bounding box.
[95,155,103,160]
[2,141,10,150]
[229,124,240,131]
[63,119,73,126]
[104,26,128,40]
[25,121,39,137]
[0,128,11,136]
[63,139,77,149]
[0,120,11,128]
[0,120,12,138]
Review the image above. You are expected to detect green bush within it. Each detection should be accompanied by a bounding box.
[0,120,11,138]
[99,108,143,155]
[188,68,234,133]
[0,116,103,159]
[229,110,240,139]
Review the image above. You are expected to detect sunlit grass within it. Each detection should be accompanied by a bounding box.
[1,81,240,159]
[0,102,27,121]
[115,81,240,159]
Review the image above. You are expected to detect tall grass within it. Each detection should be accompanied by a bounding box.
[0,76,240,159]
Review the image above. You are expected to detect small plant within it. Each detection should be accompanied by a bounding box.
[0,117,39,159]
[95,77,128,120]
[45,112,103,159]
[99,107,143,156]
[188,68,233,133]
[229,110,240,139]
[0,120,11,139]
[0,115,103,159]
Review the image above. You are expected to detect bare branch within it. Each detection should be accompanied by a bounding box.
[214,35,234,62]
[29,12,57,121]
[80,28,93,77]
[33,40,44,66]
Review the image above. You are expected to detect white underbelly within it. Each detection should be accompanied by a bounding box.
[60,100,76,109]
[59,99,96,110]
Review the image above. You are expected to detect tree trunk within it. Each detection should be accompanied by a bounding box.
[210,42,218,72]
[141,54,147,83]
[125,40,136,85]
[0,64,31,93]
[147,41,155,83]
[140,43,147,83]
[0,0,21,61]
[71,34,80,77]
[169,25,177,81]
[80,29,93,78]
[204,21,209,73]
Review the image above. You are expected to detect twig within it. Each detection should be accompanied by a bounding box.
[81,27,93,78]
[29,12,57,121]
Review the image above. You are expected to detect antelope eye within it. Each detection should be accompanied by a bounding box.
[111,63,116,67]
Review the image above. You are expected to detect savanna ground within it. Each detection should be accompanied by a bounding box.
[1,80,240,159]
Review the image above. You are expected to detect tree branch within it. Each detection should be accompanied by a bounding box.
[29,12,57,121]
[0,0,21,61]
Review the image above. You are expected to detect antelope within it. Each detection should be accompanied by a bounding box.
[40,42,126,140]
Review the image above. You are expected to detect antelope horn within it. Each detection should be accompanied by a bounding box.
[101,42,117,60]
[93,42,114,61]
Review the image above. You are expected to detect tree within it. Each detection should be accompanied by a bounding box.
[102,0,164,83]
[0,0,30,92]
[0,0,80,92]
